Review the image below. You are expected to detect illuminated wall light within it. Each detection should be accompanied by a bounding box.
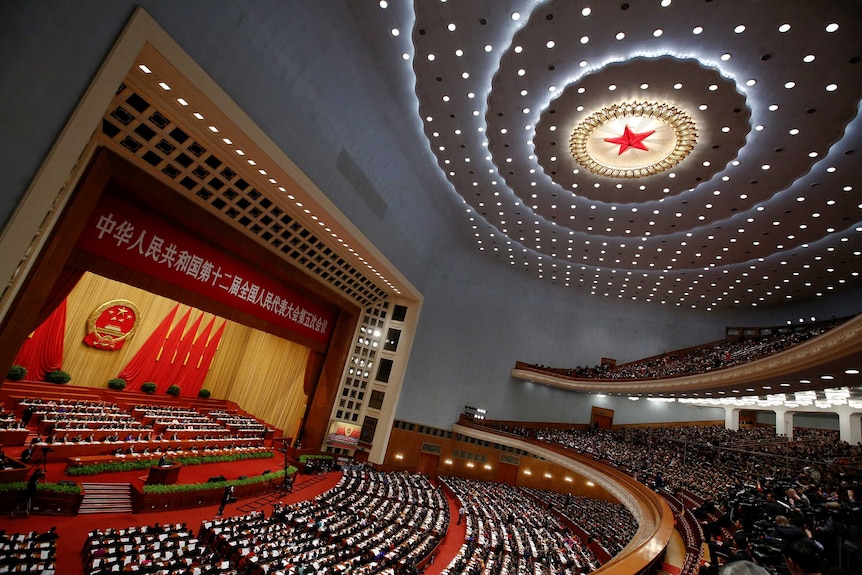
[395,453,404,460]
[524,470,532,475]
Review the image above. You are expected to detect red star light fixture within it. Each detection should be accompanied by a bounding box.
[570,101,697,179]
[604,125,656,155]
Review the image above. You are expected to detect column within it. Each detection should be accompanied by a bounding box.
[724,407,740,431]
[837,406,862,445]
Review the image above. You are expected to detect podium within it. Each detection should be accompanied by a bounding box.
[146,462,182,485]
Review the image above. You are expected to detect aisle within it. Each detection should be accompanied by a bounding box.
[423,488,465,575]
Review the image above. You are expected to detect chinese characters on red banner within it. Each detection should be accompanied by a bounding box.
[77,196,335,345]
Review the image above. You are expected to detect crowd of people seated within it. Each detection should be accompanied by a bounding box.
[12,398,270,462]
[210,411,271,437]
[528,317,848,381]
[520,488,637,558]
[0,528,58,573]
[83,522,234,575]
[20,398,145,434]
[491,422,861,574]
[0,409,26,430]
[197,468,447,574]
[440,476,599,575]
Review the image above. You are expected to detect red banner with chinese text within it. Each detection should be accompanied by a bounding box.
[76,196,335,346]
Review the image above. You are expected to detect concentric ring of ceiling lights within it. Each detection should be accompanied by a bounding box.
[406,0,862,308]
[569,101,697,179]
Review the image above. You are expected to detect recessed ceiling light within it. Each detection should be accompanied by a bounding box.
[138,64,152,74]
[616,32,625,40]
[653,29,663,37]
[447,23,456,31]
[692,26,703,35]
[582,7,591,16]
[826,23,839,32]
[846,369,860,375]
[779,23,791,32]
[785,81,796,89]
[826,84,838,92]
[721,53,731,61]
[391,28,399,36]
[580,36,590,44]
[674,83,683,89]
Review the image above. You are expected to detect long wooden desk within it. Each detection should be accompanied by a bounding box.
[0,429,29,446]
[35,437,266,462]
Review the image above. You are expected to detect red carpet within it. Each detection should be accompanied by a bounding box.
[424,486,466,575]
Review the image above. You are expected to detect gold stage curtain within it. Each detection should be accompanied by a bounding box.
[59,272,310,434]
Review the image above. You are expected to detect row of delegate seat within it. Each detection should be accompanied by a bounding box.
[440,476,599,575]
[0,529,57,574]
[83,522,235,575]
[197,468,447,575]
[520,488,637,558]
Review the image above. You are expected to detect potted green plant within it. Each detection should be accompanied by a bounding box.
[108,378,127,390]
[45,369,72,384]
[141,381,157,394]
[198,388,211,399]
[166,384,181,396]
[6,364,27,381]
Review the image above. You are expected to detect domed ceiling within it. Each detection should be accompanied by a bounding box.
[363,0,862,312]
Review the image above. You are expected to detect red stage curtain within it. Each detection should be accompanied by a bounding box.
[36,266,85,330]
[174,317,215,397]
[193,320,225,395]
[14,299,67,380]
[160,312,202,389]
[149,308,191,392]
[118,304,179,386]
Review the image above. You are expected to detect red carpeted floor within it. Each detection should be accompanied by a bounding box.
[423,487,466,575]
[0,446,469,575]
[0,464,343,575]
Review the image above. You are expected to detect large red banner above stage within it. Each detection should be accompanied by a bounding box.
[77,195,335,345]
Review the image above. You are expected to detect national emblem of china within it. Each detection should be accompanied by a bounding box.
[83,300,141,350]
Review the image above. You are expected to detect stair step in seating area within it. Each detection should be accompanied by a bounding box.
[79,483,133,514]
